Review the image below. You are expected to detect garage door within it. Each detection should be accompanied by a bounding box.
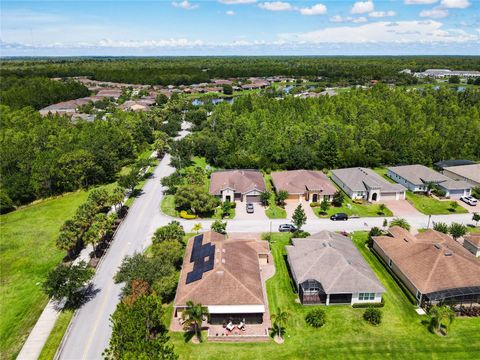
[246,195,261,203]
[381,192,397,200]
[449,189,464,198]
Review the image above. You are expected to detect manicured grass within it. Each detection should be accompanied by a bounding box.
[0,191,89,360]
[264,174,287,219]
[406,192,467,215]
[169,232,480,359]
[37,310,74,360]
[314,197,393,218]
[161,195,178,217]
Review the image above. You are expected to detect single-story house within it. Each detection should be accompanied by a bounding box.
[286,231,385,305]
[331,167,406,202]
[387,164,471,198]
[442,164,480,188]
[271,170,337,203]
[173,231,269,325]
[434,159,476,171]
[372,226,480,308]
[209,170,266,203]
[463,234,480,257]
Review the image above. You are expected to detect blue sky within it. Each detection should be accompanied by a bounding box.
[1,0,479,56]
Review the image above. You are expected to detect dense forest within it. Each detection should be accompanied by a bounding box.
[182,85,480,170]
[0,76,90,109]
[2,56,480,86]
[0,105,185,207]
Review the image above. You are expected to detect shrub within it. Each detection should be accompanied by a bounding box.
[363,307,382,325]
[352,298,385,308]
[368,227,382,248]
[390,218,411,231]
[211,220,227,234]
[310,202,320,208]
[180,210,196,219]
[433,222,449,234]
[292,230,310,238]
[332,191,345,207]
[305,309,326,328]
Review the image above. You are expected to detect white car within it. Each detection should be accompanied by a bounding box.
[460,196,478,206]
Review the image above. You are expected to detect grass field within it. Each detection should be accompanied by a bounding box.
[314,197,393,218]
[37,310,73,360]
[161,195,178,217]
[169,232,480,359]
[406,192,468,215]
[0,191,89,360]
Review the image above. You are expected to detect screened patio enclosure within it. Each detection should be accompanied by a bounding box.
[422,286,480,308]
[299,279,326,304]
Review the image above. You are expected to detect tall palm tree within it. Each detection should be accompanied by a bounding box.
[182,300,209,342]
[428,305,455,335]
[271,307,289,339]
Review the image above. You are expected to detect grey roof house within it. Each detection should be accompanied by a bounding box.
[442,164,480,188]
[387,165,471,198]
[331,167,406,202]
[286,231,385,305]
[209,170,266,203]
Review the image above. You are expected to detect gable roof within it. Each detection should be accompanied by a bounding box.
[271,170,336,195]
[286,231,385,294]
[443,164,480,184]
[373,227,480,295]
[332,167,405,193]
[209,170,266,195]
[434,159,476,169]
[174,231,267,307]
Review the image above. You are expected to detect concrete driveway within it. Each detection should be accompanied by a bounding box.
[380,200,421,217]
[455,198,480,213]
[285,199,317,220]
[235,201,269,220]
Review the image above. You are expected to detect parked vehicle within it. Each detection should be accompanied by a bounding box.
[278,224,297,232]
[460,196,478,206]
[330,213,349,221]
[246,203,254,213]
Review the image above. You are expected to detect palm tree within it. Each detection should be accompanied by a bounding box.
[389,218,411,231]
[192,223,202,234]
[428,305,455,335]
[271,307,289,340]
[182,300,209,342]
[110,186,125,211]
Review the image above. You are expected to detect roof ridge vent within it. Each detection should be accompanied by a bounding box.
[434,244,442,249]
[444,251,453,256]
[404,237,409,242]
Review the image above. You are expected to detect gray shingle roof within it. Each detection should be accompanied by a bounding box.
[332,167,405,193]
[286,231,385,294]
[389,165,471,190]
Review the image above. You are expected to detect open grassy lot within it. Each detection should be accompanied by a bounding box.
[406,192,468,215]
[264,174,287,219]
[0,191,89,360]
[313,197,393,218]
[169,232,480,359]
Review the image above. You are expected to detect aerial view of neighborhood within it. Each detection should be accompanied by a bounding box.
[1,1,480,359]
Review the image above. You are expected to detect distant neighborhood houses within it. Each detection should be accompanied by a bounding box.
[411,69,480,78]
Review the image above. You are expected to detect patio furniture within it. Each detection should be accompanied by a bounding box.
[238,321,245,330]
[226,322,234,331]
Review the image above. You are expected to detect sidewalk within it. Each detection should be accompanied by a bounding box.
[16,245,92,360]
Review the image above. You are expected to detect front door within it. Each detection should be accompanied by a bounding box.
[312,193,318,202]
[225,195,231,202]
[371,193,378,201]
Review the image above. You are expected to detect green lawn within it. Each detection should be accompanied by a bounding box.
[0,191,89,360]
[37,310,73,360]
[161,195,178,217]
[406,192,467,215]
[314,197,393,218]
[264,174,287,219]
[169,232,480,359]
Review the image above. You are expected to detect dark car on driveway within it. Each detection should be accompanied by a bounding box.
[330,213,348,221]
[279,224,297,232]
[246,203,254,214]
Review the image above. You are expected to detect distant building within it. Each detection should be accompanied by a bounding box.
[414,69,480,78]
[434,159,477,171]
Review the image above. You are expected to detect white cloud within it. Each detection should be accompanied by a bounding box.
[285,20,478,44]
[258,1,292,11]
[299,3,327,16]
[172,1,199,10]
[440,0,470,9]
[404,0,438,4]
[369,11,396,18]
[226,10,235,15]
[420,8,449,18]
[351,1,374,14]
[330,15,367,23]
[218,0,256,4]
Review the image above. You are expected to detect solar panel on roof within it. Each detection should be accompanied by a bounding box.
[186,235,216,284]
[190,234,204,262]
[186,269,203,284]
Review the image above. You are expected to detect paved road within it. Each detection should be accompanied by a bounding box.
[57,122,475,359]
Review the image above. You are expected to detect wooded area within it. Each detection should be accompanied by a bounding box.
[184,85,480,170]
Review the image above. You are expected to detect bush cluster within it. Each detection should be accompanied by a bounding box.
[305,309,326,328]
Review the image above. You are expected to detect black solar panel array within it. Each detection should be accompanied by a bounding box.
[186,234,216,284]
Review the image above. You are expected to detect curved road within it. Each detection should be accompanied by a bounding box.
[57,124,475,359]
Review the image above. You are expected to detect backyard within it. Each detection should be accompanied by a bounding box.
[169,232,480,359]
[0,191,88,360]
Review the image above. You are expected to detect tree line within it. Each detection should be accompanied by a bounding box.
[2,56,480,86]
[180,85,480,170]
[0,76,90,110]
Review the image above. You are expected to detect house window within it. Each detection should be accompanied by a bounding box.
[415,290,422,301]
[388,259,393,267]
[359,293,375,301]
